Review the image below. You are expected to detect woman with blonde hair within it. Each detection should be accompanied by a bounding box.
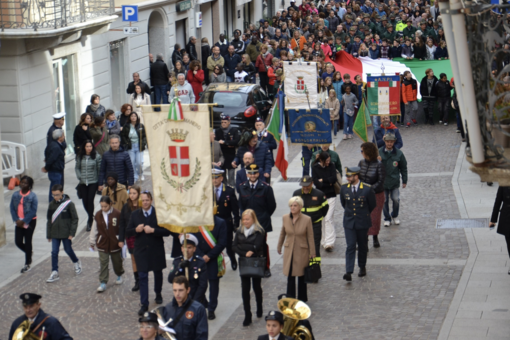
[277,197,315,302]
[290,29,306,51]
[241,54,256,84]
[232,209,265,326]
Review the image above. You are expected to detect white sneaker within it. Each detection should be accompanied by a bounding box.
[115,276,123,285]
[439,120,443,124]
[74,260,82,275]
[384,221,391,227]
[444,122,448,126]
[141,175,145,181]
[20,265,31,274]
[97,283,106,292]
[46,271,59,283]
[393,218,401,225]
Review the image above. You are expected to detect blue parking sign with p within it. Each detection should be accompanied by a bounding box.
[122,5,138,22]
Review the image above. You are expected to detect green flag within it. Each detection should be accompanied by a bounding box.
[353,100,372,142]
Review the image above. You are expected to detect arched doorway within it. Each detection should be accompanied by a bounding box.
[148,10,167,61]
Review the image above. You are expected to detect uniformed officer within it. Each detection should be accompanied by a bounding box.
[255,117,277,183]
[301,145,321,177]
[9,293,73,340]
[192,215,227,320]
[168,234,208,306]
[257,311,293,340]
[340,166,376,282]
[238,163,277,277]
[293,175,329,260]
[137,312,166,340]
[215,115,240,187]
[46,112,67,148]
[163,276,208,340]
[212,166,240,270]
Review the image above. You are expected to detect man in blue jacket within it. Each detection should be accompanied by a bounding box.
[98,135,134,190]
[42,129,66,202]
[373,116,403,149]
[232,130,273,180]
[224,45,242,82]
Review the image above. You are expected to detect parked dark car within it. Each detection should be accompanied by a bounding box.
[198,83,272,129]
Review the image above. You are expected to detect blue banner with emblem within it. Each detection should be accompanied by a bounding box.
[287,109,332,144]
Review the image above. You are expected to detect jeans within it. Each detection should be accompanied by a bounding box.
[51,238,79,272]
[128,143,142,181]
[438,97,450,123]
[343,112,354,135]
[241,275,262,317]
[372,115,381,131]
[153,85,168,111]
[301,146,314,177]
[48,171,63,202]
[139,270,163,307]
[78,183,98,224]
[383,188,400,221]
[226,75,233,82]
[331,119,338,136]
[344,227,369,273]
[15,219,36,265]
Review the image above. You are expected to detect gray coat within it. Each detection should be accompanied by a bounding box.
[212,141,225,166]
[75,154,102,185]
[210,73,227,83]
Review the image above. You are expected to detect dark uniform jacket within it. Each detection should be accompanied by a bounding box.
[257,334,293,340]
[235,141,273,176]
[126,207,171,272]
[293,188,329,224]
[9,309,72,340]
[215,126,240,170]
[215,184,240,231]
[340,182,376,230]
[192,216,228,279]
[258,130,277,166]
[236,168,267,194]
[491,186,510,237]
[46,124,67,149]
[168,254,208,302]
[44,140,66,173]
[162,297,208,340]
[238,180,277,232]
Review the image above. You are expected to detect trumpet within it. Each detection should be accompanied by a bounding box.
[278,298,313,340]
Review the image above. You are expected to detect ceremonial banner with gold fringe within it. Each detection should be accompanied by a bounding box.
[283,61,318,109]
[142,104,214,233]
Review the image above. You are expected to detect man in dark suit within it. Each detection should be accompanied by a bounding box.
[192,215,227,320]
[255,117,277,184]
[257,310,293,340]
[126,191,171,315]
[215,115,240,187]
[340,166,376,282]
[238,164,277,277]
[9,293,72,340]
[212,167,239,270]
[235,151,254,194]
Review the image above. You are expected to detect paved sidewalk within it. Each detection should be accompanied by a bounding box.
[438,144,510,340]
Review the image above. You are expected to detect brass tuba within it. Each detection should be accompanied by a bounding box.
[11,320,42,340]
[278,298,313,340]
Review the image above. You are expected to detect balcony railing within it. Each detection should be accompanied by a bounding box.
[0,0,114,31]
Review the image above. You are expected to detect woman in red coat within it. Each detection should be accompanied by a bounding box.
[187,60,204,103]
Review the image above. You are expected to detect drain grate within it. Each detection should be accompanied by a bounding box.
[436,219,488,229]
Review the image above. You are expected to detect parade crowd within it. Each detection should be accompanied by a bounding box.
[7,0,485,339]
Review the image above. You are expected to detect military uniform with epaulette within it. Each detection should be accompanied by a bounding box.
[168,254,208,305]
[340,167,376,281]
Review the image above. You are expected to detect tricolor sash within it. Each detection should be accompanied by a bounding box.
[51,200,72,224]
[199,226,226,277]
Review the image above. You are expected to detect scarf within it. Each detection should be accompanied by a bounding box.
[89,103,100,112]
[221,126,232,135]
[262,51,269,58]
[212,54,222,61]
[244,224,255,238]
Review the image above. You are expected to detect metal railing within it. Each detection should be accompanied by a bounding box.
[0,0,114,31]
[2,141,27,179]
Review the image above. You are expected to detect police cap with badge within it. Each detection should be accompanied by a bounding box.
[139,311,158,323]
[246,163,260,174]
[345,166,361,177]
[299,175,313,187]
[212,165,225,178]
[20,293,41,306]
[180,234,199,247]
[52,112,65,121]
[265,310,285,325]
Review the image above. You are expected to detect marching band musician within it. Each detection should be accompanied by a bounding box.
[257,310,293,340]
[137,312,166,340]
[9,293,73,340]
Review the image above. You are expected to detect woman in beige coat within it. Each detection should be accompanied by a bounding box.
[277,196,316,302]
[325,89,341,138]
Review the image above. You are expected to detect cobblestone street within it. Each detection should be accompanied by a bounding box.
[0,123,480,339]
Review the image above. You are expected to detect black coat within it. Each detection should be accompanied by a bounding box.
[257,334,293,340]
[120,123,147,151]
[46,124,67,149]
[98,147,134,186]
[420,76,439,98]
[258,131,277,166]
[44,140,66,173]
[436,80,452,98]
[9,309,72,340]
[232,228,265,257]
[235,142,273,176]
[125,207,171,272]
[491,186,510,236]
[238,180,277,232]
[413,44,427,59]
[186,42,198,61]
[215,127,240,169]
[358,159,385,194]
[192,216,228,279]
[118,202,136,243]
[215,184,240,231]
[215,41,230,57]
[202,44,211,84]
[168,254,208,302]
[340,81,358,97]
[150,59,170,86]
[172,49,183,68]
[73,124,91,154]
[311,162,337,198]
[126,80,151,95]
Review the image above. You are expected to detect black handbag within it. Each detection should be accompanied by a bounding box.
[239,256,266,278]
[75,184,82,199]
[304,260,322,284]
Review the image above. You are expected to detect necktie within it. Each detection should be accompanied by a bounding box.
[251,184,255,190]
[352,186,357,194]
[145,212,149,218]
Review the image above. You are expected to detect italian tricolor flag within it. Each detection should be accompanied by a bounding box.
[267,91,289,180]
[367,78,401,115]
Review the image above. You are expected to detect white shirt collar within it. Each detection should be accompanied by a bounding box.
[28,312,39,323]
[352,181,360,191]
[249,180,258,188]
[143,206,152,216]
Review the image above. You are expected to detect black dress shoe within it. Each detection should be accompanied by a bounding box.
[86,221,92,232]
[243,313,252,326]
[343,273,352,281]
[256,309,263,318]
[264,269,271,278]
[155,294,163,304]
[208,311,216,320]
[231,259,238,271]
[138,305,148,316]
[373,235,380,248]
[358,267,367,277]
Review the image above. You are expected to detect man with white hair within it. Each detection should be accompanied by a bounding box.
[168,73,195,104]
[42,129,66,202]
[150,53,170,111]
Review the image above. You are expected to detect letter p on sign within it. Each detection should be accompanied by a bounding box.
[122,5,138,22]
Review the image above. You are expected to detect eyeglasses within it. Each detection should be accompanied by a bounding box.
[139,325,155,330]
